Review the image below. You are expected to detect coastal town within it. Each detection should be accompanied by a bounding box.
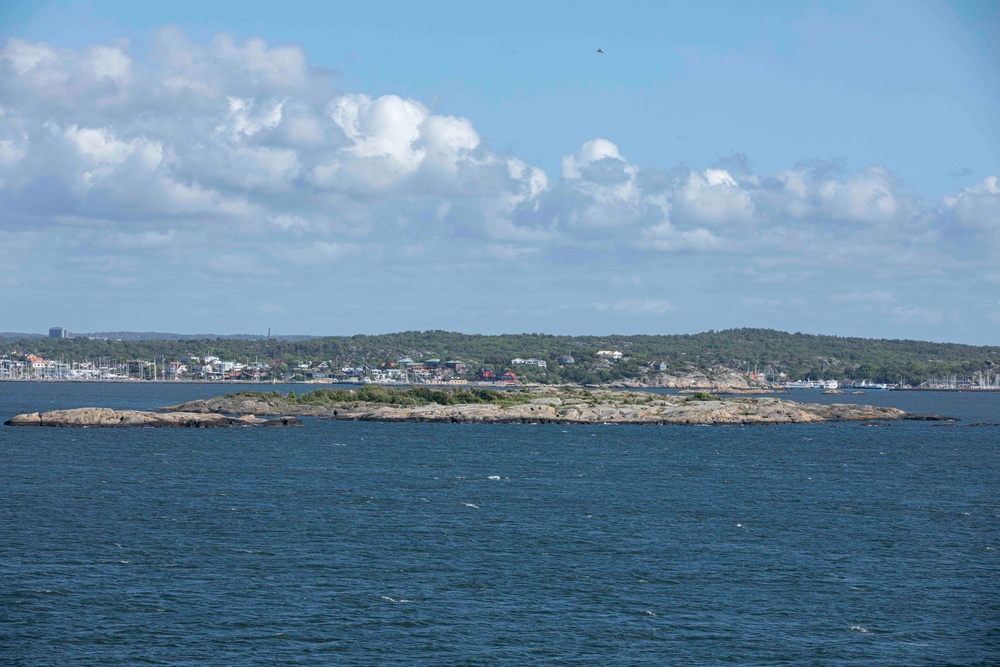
[4,327,999,390]
[4,347,1000,391]
[3,351,582,385]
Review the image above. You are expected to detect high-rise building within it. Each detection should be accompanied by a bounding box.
[49,327,68,338]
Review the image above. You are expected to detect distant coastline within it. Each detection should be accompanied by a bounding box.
[4,328,999,390]
[1,377,998,392]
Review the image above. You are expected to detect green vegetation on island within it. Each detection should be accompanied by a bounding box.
[240,386,533,408]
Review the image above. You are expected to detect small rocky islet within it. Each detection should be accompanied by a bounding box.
[3,408,302,428]
[159,386,953,426]
[5,386,956,428]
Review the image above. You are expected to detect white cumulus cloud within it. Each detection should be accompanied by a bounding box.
[675,168,754,226]
[945,176,1000,234]
[0,28,995,340]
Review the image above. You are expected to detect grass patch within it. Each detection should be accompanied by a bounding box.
[685,391,721,402]
[224,391,284,400]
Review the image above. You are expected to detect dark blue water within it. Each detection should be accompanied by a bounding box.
[2,383,998,665]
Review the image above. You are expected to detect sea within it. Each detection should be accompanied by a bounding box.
[1,382,998,666]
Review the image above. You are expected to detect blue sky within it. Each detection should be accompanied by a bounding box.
[1,0,998,343]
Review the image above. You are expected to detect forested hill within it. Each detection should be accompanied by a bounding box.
[5,329,998,385]
[0,331,317,342]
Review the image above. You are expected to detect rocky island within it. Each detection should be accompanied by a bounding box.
[153,386,949,426]
[6,386,956,428]
[4,408,302,428]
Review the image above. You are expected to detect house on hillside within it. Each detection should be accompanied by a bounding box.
[443,360,468,374]
[499,371,518,384]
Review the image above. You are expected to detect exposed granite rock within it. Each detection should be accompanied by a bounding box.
[319,398,909,424]
[161,388,950,426]
[902,413,958,422]
[609,366,771,392]
[166,395,291,415]
[4,407,302,428]
[4,412,43,426]
[164,397,329,417]
[261,416,305,427]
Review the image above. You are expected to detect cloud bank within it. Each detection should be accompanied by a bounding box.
[1,30,997,339]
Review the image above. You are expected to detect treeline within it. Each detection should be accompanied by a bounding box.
[0,331,316,342]
[5,328,999,385]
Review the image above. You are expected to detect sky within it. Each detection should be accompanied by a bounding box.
[1,0,998,344]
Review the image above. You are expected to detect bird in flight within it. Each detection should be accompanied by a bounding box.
[596,48,605,54]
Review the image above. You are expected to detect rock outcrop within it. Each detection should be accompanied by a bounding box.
[318,397,910,424]
[609,366,770,392]
[4,408,302,428]
[160,388,949,426]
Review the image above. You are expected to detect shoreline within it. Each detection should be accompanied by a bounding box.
[5,380,967,426]
[2,377,997,393]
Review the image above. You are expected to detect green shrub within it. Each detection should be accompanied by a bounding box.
[231,385,536,408]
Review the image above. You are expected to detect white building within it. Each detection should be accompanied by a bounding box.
[511,358,548,367]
